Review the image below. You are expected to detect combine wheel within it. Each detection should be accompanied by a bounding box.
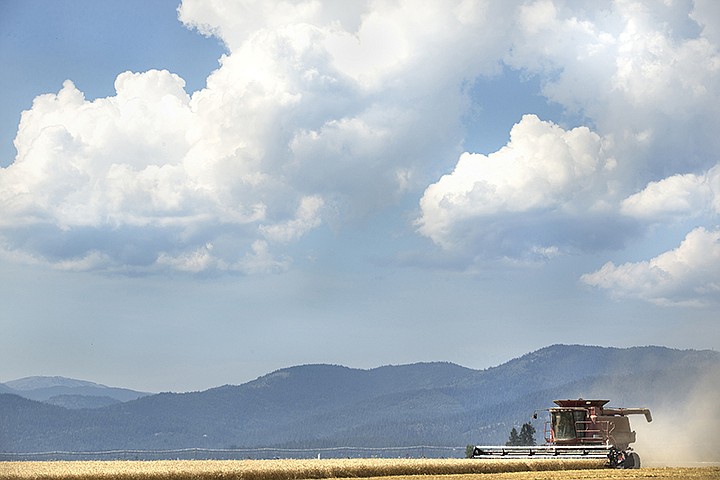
[626,452,641,469]
[607,448,641,469]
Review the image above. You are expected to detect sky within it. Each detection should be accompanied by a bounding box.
[1,0,719,393]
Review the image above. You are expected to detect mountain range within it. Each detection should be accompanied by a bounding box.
[1,344,719,457]
[0,376,149,409]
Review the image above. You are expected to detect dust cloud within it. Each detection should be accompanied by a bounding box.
[633,366,720,467]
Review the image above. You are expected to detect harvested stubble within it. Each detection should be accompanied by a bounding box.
[0,458,606,480]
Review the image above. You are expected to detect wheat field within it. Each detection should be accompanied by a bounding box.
[0,458,606,479]
[3,458,717,480]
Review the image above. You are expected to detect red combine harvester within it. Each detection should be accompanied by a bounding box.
[472,399,652,468]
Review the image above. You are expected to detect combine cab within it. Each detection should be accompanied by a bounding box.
[472,399,652,468]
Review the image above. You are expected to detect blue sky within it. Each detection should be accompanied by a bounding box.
[1,0,719,392]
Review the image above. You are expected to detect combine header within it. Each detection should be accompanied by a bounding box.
[471,399,652,468]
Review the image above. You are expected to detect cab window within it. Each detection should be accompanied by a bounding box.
[552,411,577,440]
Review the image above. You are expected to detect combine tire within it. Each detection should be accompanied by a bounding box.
[608,448,641,469]
[625,452,641,469]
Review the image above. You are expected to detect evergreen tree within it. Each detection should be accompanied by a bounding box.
[465,444,475,458]
[519,422,536,446]
[506,422,536,446]
[505,427,520,446]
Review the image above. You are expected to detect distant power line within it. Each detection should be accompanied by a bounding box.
[0,445,466,461]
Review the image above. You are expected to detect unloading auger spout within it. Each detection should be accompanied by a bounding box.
[471,399,652,469]
[602,407,652,423]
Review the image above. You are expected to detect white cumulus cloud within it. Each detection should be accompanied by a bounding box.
[412,0,720,312]
[0,68,319,273]
[1,0,512,273]
[581,227,720,307]
[417,115,621,254]
[2,0,720,286]
[621,165,720,221]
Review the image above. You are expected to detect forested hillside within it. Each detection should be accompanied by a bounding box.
[1,345,718,454]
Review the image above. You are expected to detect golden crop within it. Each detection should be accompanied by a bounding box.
[0,458,603,480]
[1,458,718,480]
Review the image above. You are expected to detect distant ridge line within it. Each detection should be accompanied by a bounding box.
[3,346,717,454]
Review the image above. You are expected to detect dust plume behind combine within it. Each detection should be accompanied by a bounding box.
[633,365,720,467]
